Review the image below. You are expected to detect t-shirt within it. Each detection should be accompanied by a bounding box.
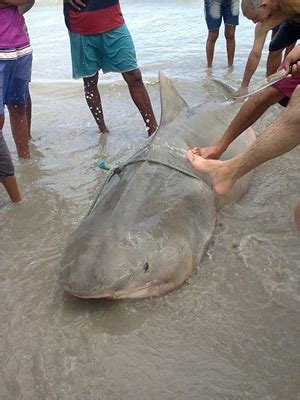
[0,7,30,49]
[64,0,125,35]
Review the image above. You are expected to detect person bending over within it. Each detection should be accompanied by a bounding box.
[235,0,300,96]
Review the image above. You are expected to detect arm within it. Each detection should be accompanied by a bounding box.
[236,15,290,94]
[18,0,34,14]
[239,23,268,90]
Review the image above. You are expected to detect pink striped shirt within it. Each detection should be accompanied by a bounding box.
[0,7,30,49]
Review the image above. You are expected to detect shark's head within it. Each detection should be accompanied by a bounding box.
[60,213,196,299]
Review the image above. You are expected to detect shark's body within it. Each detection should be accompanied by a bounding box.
[59,73,256,299]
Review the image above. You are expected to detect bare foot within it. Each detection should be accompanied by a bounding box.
[186,149,236,196]
[191,144,225,160]
[294,202,300,231]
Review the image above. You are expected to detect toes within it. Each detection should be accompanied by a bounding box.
[186,149,195,162]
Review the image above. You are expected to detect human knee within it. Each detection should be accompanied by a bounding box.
[225,29,235,41]
[123,69,143,86]
[83,73,98,89]
[207,30,219,42]
[7,104,27,118]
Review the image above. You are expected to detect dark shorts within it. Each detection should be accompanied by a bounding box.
[269,20,300,52]
[204,0,239,31]
[0,129,14,177]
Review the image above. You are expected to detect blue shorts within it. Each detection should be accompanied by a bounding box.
[269,20,300,52]
[68,24,138,79]
[205,0,239,31]
[0,54,32,114]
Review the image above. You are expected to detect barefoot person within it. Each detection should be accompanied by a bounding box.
[63,0,158,136]
[235,0,300,96]
[0,0,35,202]
[186,45,300,230]
[0,0,34,159]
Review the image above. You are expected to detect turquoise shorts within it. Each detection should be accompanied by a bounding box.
[68,24,138,79]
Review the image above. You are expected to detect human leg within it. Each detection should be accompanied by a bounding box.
[224,24,236,68]
[186,85,300,197]
[26,89,32,138]
[5,54,32,158]
[204,0,222,68]
[100,25,157,135]
[68,32,108,133]
[83,72,109,133]
[192,86,284,159]
[7,104,30,158]
[122,69,157,136]
[206,29,219,68]
[0,116,21,202]
[222,0,239,67]
[266,49,283,75]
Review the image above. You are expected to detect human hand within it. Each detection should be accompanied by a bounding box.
[283,45,300,78]
[64,0,85,11]
[234,86,248,98]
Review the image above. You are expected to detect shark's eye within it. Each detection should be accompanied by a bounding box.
[143,262,149,272]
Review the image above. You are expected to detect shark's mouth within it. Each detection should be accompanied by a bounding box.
[64,281,180,300]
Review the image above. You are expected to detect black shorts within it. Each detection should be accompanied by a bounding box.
[269,20,300,52]
[0,130,14,177]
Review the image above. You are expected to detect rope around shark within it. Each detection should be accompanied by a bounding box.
[85,157,205,218]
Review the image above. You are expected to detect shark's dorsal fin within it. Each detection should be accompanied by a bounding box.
[159,71,188,127]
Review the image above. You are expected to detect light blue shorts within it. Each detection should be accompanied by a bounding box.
[205,0,239,31]
[69,24,138,79]
[0,54,32,114]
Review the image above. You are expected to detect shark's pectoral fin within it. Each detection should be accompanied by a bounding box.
[159,71,188,127]
[211,79,237,100]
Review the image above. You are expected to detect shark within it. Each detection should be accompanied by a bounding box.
[59,73,256,299]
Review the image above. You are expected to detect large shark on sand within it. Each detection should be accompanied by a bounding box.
[59,73,256,299]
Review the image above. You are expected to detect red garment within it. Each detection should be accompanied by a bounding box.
[64,1,125,35]
[272,65,300,106]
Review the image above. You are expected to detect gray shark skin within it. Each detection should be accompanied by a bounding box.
[59,73,256,299]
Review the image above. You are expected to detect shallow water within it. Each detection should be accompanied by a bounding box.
[1,1,299,399]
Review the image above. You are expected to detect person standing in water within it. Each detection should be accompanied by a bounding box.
[0,0,34,202]
[204,0,240,68]
[63,0,158,136]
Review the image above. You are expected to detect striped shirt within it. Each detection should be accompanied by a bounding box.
[64,0,125,35]
[0,7,32,60]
